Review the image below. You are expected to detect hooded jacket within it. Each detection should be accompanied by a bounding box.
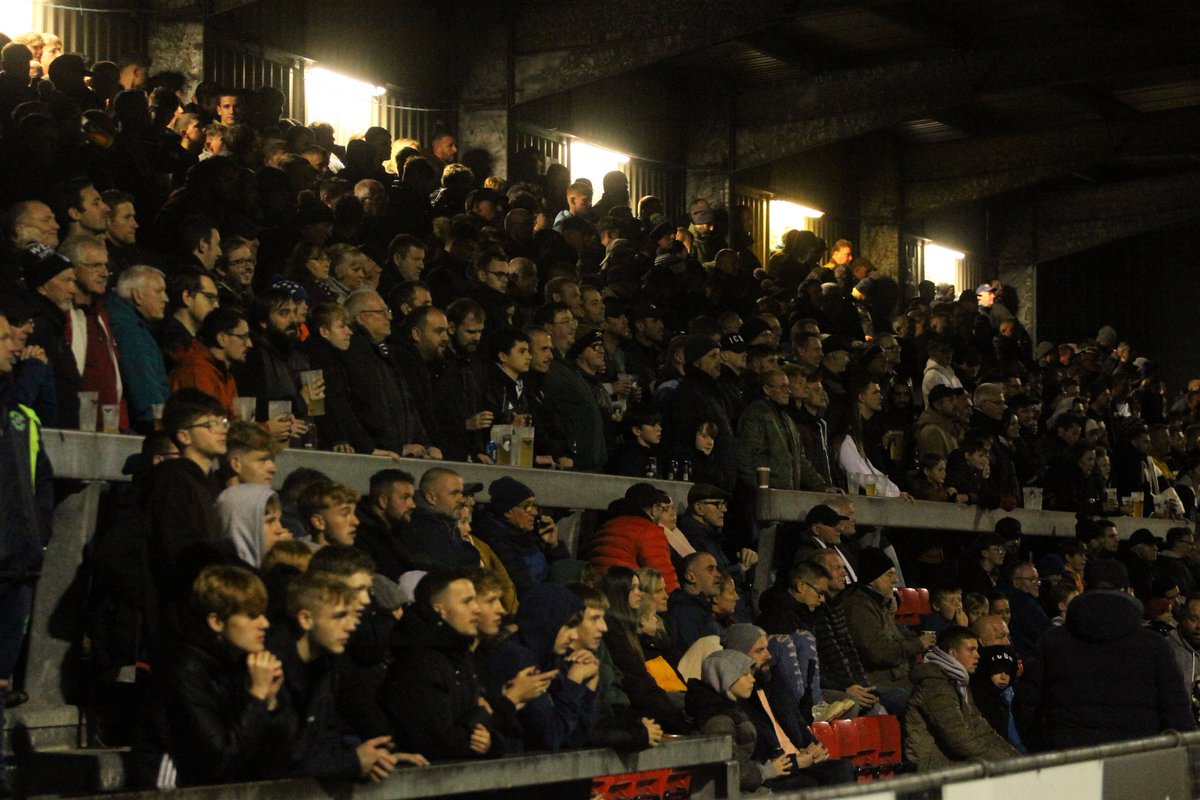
[1027,591,1195,750]
[215,484,276,569]
[684,677,762,791]
[665,367,737,490]
[904,647,1017,771]
[384,602,503,760]
[487,583,595,752]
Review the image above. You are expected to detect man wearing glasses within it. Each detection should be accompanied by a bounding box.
[1000,562,1050,662]
[63,235,128,431]
[145,388,232,632]
[467,251,513,340]
[472,476,568,601]
[680,483,756,611]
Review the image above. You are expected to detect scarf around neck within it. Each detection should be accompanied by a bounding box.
[925,646,970,700]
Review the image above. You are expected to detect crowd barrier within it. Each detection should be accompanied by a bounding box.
[69,734,736,800]
[774,729,1200,800]
[12,430,1194,797]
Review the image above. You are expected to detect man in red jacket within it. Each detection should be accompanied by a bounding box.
[587,483,679,593]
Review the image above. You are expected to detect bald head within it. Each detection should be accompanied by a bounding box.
[971,614,1011,646]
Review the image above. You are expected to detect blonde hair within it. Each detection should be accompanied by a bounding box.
[262,539,313,573]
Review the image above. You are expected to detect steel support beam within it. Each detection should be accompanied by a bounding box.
[993,171,1200,265]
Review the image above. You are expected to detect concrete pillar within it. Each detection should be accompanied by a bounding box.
[456,17,509,180]
[857,134,904,279]
[998,263,1038,341]
[145,1,204,100]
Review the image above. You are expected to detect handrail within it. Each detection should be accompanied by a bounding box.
[71,734,733,800]
[40,430,1186,538]
[773,729,1200,799]
[754,487,1185,539]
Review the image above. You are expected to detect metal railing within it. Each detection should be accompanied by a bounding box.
[773,729,1200,799]
[70,735,735,800]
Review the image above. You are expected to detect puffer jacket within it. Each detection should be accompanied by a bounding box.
[586,513,680,593]
[904,657,1017,771]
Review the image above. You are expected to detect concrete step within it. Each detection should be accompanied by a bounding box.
[19,746,129,798]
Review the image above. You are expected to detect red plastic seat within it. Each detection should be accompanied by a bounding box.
[810,721,838,757]
[831,718,873,767]
[858,715,903,776]
[894,587,934,626]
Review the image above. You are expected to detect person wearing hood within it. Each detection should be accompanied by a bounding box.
[487,582,597,752]
[664,335,736,490]
[1024,560,1194,750]
[904,626,1018,771]
[586,483,679,593]
[471,477,570,600]
[685,648,799,793]
[969,642,1026,752]
[215,484,292,570]
[158,564,293,787]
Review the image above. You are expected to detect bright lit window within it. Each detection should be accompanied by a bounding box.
[0,1,35,39]
[768,199,824,250]
[568,140,628,196]
[924,243,964,289]
[304,67,386,149]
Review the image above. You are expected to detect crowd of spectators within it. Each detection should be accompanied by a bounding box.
[0,26,1199,797]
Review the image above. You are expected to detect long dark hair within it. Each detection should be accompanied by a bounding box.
[600,566,644,660]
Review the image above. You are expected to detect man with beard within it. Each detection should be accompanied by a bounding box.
[434,299,489,461]
[355,469,418,582]
[391,305,450,450]
[229,289,316,445]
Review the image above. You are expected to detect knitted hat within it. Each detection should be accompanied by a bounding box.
[1084,557,1129,591]
[977,645,1017,680]
[488,476,535,515]
[720,623,767,655]
[857,546,896,585]
[566,326,604,360]
[740,318,771,344]
[1096,325,1118,348]
[701,649,754,697]
[22,244,73,290]
[624,482,670,513]
[295,199,334,227]
[683,334,719,367]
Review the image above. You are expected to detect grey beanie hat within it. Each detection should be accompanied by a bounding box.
[701,649,755,697]
[720,623,767,655]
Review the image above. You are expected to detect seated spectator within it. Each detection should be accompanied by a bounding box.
[408,467,483,570]
[215,484,291,569]
[1026,559,1195,749]
[567,582,669,749]
[919,585,969,636]
[999,562,1050,662]
[841,548,933,704]
[159,565,291,787]
[597,567,690,733]
[665,552,723,655]
[957,533,1006,597]
[904,626,1018,770]
[487,582,598,752]
[587,483,679,592]
[297,480,359,548]
[471,477,569,599]
[354,469,417,582]
[267,572,409,780]
[721,624,855,788]
[969,643,1026,752]
[685,649,800,793]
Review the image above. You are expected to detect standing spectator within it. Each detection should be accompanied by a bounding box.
[737,369,828,491]
[160,269,220,368]
[110,265,169,431]
[1026,560,1195,749]
[544,328,611,471]
[665,335,736,490]
[169,307,251,418]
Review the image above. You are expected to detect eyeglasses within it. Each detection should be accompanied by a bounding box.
[797,580,823,595]
[77,261,109,271]
[553,317,579,327]
[360,308,393,318]
[227,257,256,267]
[700,500,728,511]
[516,500,539,512]
[187,417,230,432]
[198,291,220,303]
[1014,575,1041,584]
[222,330,251,342]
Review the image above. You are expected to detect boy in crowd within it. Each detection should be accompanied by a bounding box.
[298,480,360,547]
